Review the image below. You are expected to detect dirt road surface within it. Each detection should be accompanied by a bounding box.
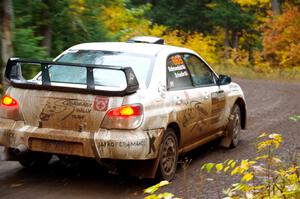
[0,79,299,199]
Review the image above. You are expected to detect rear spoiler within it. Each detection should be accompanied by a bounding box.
[4,58,139,96]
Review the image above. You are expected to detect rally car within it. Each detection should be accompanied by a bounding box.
[0,36,246,180]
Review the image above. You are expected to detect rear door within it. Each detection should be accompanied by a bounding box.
[182,54,226,136]
[166,54,211,146]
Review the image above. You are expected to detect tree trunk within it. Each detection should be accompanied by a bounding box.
[224,28,230,59]
[40,0,52,55]
[41,24,52,55]
[1,0,14,89]
[232,31,239,49]
[271,0,282,16]
[1,0,14,65]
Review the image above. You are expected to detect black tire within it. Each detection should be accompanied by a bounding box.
[228,105,241,148]
[18,151,52,169]
[156,128,178,181]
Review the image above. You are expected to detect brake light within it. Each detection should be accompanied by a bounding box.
[1,95,18,106]
[102,104,143,129]
[108,105,142,118]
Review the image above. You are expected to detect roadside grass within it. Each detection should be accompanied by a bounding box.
[214,65,300,82]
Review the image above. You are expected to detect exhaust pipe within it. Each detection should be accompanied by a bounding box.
[13,144,28,155]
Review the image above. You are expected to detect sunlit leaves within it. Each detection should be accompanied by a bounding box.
[263,6,300,68]
[201,133,300,198]
[233,0,269,7]
[201,163,215,173]
[216,163,224,172]
[257,133,282,151]
[144,181,170,194]
[144,181,182,199]
[101,2,166,41]
[241,173,254,182]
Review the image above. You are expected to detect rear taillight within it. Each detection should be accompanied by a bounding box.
[101,104,143,129]
[108,105,142,118]
[1,95,18,107]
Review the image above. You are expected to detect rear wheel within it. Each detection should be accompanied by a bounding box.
[18,151,52,168]
[156,128,178,181]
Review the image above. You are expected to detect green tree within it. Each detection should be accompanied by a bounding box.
[149,0,213,33]
[205,0,255,49]
[12,0,110,58]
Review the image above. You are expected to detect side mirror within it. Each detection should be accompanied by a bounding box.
[218,75,231,85]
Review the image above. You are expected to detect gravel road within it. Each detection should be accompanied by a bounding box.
[0,79,299,199]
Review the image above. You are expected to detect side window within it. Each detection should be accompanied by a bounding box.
[182,54,215,86]
[167,54,193,90]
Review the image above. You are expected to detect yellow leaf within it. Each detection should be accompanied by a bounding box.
[255,155,268,160]
[216,163,223,172]
[242,173,253,182]
[224,166,230,173]
[157,192,174,199]
[231,167,240,176]
[231,161,236,168]
[258,133,268,138]
[202,163,215,173]
[227,159,234,166]
[144,181,170,194]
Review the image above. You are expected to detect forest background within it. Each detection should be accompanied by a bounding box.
[1,0,300,86]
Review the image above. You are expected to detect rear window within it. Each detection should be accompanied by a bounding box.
[52,50,154,88]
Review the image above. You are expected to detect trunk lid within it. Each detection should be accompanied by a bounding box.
[7,87,123,132]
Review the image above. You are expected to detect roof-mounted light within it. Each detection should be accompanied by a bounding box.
[128,36,165,45]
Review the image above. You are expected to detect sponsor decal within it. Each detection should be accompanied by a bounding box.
[93,96,109,111]
[39,98,92,122]
[97,140,146,148]
[174,70,189,78]
[168,64,186,72]
[168,55,189,79]
[146,131,156,155]
[170,55,184,66]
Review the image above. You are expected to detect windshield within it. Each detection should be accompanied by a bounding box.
[51,50,154,88]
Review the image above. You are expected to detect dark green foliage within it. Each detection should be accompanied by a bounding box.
[50,0,110,57]
[205,0,255,32]
[149,0,212,32]
[13,28,48,59]
[12,0,110,58]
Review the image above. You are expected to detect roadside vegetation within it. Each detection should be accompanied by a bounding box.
[144,117,300,198]
[1,0,300,91]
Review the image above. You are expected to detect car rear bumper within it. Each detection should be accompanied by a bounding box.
[0,118,163,160]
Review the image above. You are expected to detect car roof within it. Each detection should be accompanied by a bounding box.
[68,42,194,56]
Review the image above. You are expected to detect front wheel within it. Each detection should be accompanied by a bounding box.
[230,105,242,147]
[156,128,178,181]
[220,104,241,148]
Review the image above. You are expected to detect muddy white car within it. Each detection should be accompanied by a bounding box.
[0,36,246,180]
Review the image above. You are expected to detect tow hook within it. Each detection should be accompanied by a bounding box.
[13,144,28,155]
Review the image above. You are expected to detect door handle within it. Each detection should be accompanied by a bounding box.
[175,96,183,105]
[203,91,209,100]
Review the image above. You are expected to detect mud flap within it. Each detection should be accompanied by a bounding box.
[219,133,231,148]
[219,113,235,148]
[122,157,161,179]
